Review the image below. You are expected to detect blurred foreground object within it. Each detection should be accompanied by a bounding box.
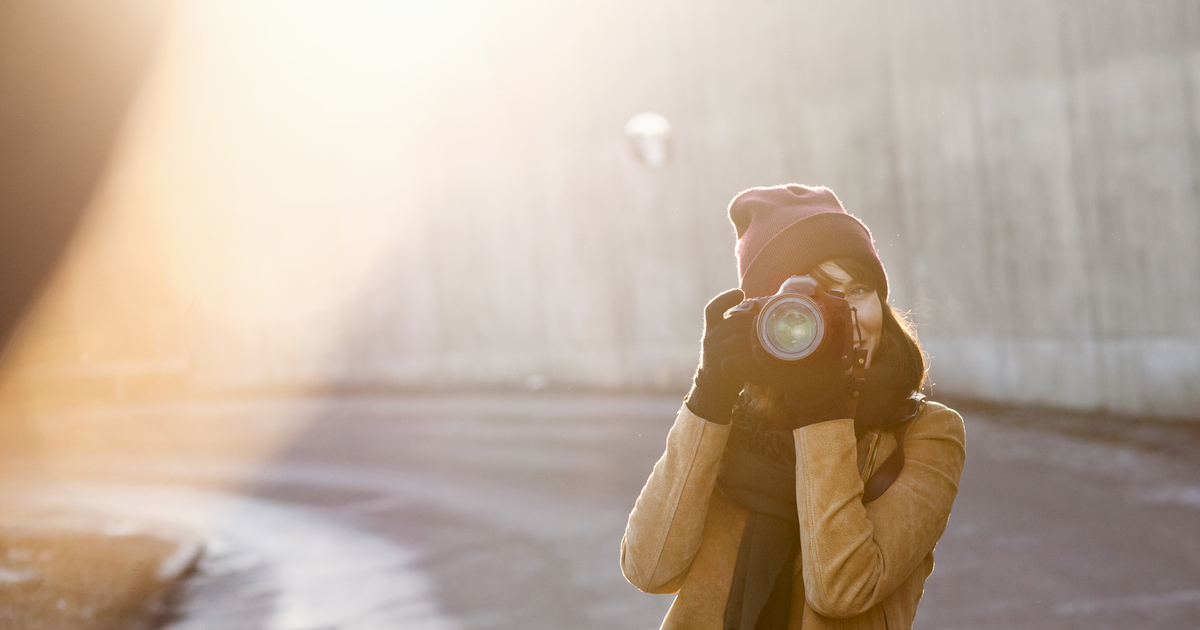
[0,1,189,629]
[0,0,165,349]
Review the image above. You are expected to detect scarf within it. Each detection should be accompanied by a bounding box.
[716,351,915,630]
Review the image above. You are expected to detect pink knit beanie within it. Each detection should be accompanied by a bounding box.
[729,184,888,300]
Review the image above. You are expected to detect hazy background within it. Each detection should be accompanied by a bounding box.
[2,0,1199,416]
[3,2,1200,629]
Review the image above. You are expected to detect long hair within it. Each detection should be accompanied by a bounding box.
[742,257,926,425]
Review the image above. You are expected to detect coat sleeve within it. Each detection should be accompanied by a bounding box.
[793,405,966,618]
[621,403,732,594]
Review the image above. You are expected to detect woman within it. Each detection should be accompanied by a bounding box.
[621,184,966,630]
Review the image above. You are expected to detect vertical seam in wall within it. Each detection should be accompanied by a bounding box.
[1174,29,1200,342]
[1053,0,1110,410]
[879,1,918,302]
[961,0,1016,400]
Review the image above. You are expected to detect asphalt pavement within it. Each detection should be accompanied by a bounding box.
[2,393,1198,629]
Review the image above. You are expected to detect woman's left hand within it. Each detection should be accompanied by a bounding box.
[722,347,851,428]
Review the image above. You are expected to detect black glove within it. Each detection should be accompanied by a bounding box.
[721,345,851,429]
[685,289,755,424]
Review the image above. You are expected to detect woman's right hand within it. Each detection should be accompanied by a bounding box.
[685,288,755,424]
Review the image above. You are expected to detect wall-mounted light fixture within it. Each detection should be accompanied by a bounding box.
[625,112,671,168]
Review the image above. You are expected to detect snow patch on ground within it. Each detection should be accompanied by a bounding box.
[3,483,459,630]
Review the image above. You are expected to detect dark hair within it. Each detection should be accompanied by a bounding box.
[808,257,926,394]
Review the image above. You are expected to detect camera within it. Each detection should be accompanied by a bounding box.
[725,275,855,365]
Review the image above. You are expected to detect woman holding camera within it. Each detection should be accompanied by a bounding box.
[621,184,966,630]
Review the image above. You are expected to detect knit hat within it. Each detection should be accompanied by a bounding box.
[729,184,887,300]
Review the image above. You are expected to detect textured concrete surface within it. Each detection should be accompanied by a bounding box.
[1,0,1198,417]
[2,393,1198,629]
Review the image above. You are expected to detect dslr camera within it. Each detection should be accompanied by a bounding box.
[725,275,856,366]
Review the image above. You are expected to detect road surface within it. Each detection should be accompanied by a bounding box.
[2,393,1198,629]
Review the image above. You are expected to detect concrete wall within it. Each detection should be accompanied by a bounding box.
[2,0,1198,417]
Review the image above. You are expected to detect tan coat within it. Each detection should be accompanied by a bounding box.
[621,401,966,629]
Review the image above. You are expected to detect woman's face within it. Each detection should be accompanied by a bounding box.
[815,260,883,367]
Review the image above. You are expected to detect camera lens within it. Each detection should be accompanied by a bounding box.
[758,295,824,360]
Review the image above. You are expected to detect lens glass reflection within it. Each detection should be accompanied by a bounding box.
[766,304,816,350]
[760,297,822,359]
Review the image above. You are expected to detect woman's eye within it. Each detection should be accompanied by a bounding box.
[848,286,870,298]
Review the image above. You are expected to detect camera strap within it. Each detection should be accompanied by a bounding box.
[862,393,925,504]
[847,308,869,419]
[847,344,868,418]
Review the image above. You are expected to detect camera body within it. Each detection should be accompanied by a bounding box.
[726,275,855,366]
